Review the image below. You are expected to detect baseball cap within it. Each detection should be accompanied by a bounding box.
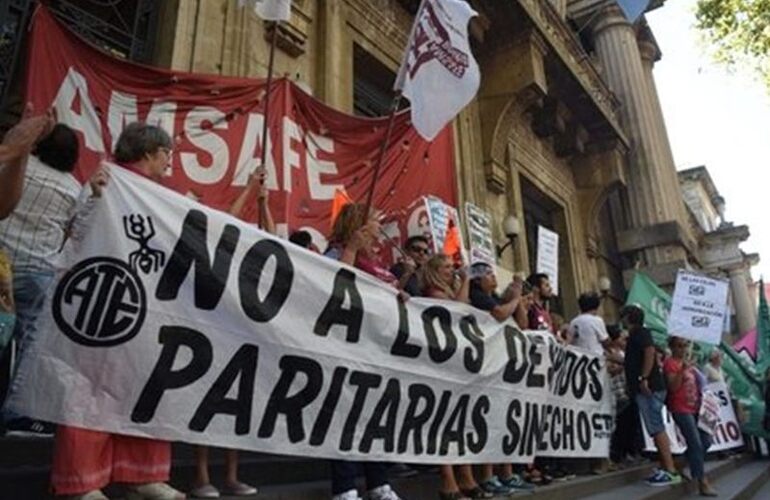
[469,262,495,280]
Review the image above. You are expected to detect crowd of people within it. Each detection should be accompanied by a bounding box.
[0,110,729,499]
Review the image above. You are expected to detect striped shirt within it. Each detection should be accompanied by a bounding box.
[0,156,82,272]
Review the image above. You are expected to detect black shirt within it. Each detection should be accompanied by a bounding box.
[390,262,422,297]
[469,283,501,312]
[625,326,665,396]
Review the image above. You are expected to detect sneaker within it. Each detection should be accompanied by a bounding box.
[3,417,55,437]
[500,474,535,491]
[479,476,514,495]
[332,490,362,500]
[221,481,257,496]
[644,468,663,482]
[189,484,219,498]
[646,470,682,487]
[63,491,110,500]
[368,484,402,500]
[125,482,186,499]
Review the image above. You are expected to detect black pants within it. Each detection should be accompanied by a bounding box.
[611,401,641,462]
[331,460,389,495]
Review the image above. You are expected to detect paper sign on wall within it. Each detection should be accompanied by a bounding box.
[536,226,559,296]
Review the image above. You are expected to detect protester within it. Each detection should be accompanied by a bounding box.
[190,168,276,498]
[324,202,401,500]
[0,105,56,219]
[420,254,483,500]
[467,262,533,494]
[567,292,610,356]
[50,122,185,500]
[289,229,317,251]
[703,350,724,383]
[621,305,681,487]
[606,325,641,468]
[468,263,521,322]
[664,337,717,496]
[391,235,431,296]
[0,124,83,436]
[229,165,275,235]
[526,273,554,333]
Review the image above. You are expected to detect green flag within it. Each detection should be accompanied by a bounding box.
[756,281,770,374]
[625,272,671,346]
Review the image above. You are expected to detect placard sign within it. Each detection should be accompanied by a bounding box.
[424,196,466,260]
[667,270,730,345]
[464,203,495,266]
[536,226,559,296]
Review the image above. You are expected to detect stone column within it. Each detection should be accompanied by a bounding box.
[637,37,692,233]
[316,0,353,112]
[728,267,757,335]
[591,6,686,265]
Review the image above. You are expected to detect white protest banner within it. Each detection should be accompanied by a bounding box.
[667,270,730,345]
[536,226,559,295]
[7,166,614,463]
[642,382,743,453]
[704,382,744,451]
[464,203,495,266]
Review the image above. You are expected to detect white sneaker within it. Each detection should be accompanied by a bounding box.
[368,484,402,500]
[125,482,186,500]
[332,489,363,500]
[64,491,110,500]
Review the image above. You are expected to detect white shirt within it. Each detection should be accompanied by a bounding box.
[0,156,82,272]
[569,312,609,356]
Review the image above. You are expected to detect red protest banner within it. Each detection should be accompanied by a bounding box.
[24,6,457,254]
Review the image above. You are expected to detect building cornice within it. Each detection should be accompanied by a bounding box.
[515,0,628,147]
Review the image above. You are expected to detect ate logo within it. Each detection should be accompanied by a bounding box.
[53,257,147,347]
[408,1,470,80]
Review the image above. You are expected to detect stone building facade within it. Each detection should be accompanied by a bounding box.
[4,0,758,322]
[679,166,759,338]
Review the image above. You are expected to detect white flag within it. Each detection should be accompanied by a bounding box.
[238,0,292,22]
[394,0,480,141]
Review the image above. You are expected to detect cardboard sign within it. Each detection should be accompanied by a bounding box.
[667,270,730,345]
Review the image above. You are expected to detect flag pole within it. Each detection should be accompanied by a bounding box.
[256,20,279,229]
[362,93,402,220]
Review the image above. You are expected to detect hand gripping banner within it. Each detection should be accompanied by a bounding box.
[7,166,614,463]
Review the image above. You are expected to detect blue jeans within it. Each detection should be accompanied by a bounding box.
[672,412,712,480]
[636,391,667,436]
[2,270,55,421]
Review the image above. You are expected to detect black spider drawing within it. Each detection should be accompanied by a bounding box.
[123,214,165,274]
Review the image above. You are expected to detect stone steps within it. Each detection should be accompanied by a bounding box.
[580,455,767,500]
[1,434,766,500]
